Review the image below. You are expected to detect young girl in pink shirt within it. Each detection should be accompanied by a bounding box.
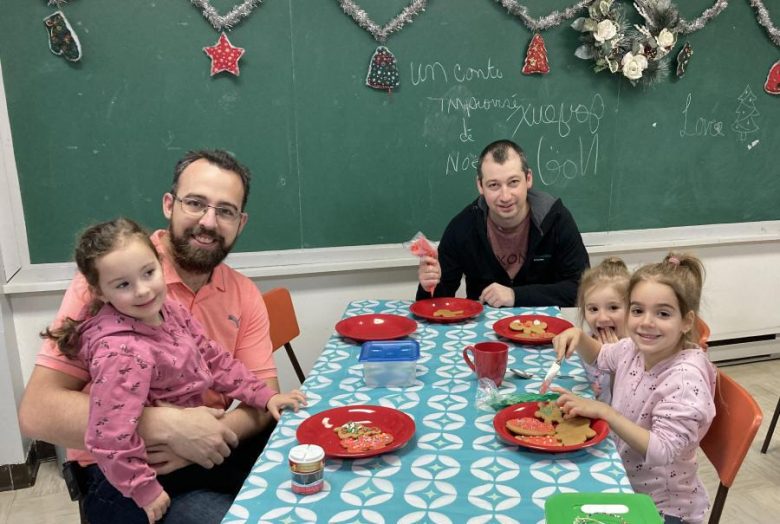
[553,253,716,524]
[43,218,306,523]
[575,256,631,403]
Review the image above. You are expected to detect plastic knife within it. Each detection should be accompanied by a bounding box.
[539,358,562,394]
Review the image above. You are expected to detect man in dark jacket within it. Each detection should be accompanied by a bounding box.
[416,139,589,307]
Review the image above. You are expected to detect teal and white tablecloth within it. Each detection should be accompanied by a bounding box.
[224,300,632,524]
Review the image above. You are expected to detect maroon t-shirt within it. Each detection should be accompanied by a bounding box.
[486,213,530,280]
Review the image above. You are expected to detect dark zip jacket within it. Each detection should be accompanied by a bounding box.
[416,189,589,306]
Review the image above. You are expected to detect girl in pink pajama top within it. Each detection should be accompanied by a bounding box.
[553,253,716,524]
[43,218,306,523]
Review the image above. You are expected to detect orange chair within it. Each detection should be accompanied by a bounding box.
[700,371,763,524]
[262,287,306,383]
[695,315,711,351]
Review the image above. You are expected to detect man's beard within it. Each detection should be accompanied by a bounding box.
[168,224,232,274]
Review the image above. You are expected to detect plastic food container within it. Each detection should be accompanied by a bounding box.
[359,339,420,387]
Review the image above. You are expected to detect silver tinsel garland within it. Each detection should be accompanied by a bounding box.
[190,0,263,32]
[750,0,780,47]
[496,0,592,32]
[338,0,427,43]
[677,0,728,35]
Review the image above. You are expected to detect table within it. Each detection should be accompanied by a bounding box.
[224,301,632,524]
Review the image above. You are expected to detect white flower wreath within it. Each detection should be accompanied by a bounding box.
[572,0,682,85]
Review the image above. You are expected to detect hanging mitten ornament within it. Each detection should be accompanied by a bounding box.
[676,42,693,78]
[366,46,400,92]
[765,60,780,95]
[43,11,81,62]
[522,33,550,75]
[203,33,245,77]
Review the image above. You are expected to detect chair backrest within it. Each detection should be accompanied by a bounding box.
[695,315,711,351]
[262,287,301,351]
[700,371,763,488]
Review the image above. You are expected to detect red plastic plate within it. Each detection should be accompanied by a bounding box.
[297,405,416,458]
[335,314,417,342]
[493,402,608,453]
[409,297,483,323]
[493,314,574,345]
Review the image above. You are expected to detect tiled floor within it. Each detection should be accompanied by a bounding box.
[2,359,779,524]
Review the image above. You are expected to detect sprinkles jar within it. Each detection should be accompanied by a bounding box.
[288,444,325,495]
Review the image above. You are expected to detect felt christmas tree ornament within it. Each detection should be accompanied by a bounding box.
[522,33,550,74]
[765,60,780,95]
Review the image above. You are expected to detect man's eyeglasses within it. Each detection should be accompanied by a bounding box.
[173,195,243,223]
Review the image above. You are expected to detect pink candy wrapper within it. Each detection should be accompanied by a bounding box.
[404,232,438,295]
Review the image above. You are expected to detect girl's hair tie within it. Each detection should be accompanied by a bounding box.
[668,256,680,266]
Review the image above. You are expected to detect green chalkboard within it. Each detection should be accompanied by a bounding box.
[1,0,778,263]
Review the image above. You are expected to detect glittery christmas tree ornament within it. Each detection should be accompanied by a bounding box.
[676,42,693,78]
[43,11,81,62]
[522,33,550,74]
[338,0,427,93]
[765,60,780,95]
[203,32,245,76]
[366,46,400,92]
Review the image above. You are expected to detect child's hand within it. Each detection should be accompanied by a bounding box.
[552,387,609,420]
[595,327,619,344]
[267,390,307,420]
[144,490,171,523]
[552,327,584,360]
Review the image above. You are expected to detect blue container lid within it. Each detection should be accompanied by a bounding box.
[359,340,420,362]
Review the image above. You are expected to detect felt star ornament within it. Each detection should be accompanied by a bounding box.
[203,32,245,76]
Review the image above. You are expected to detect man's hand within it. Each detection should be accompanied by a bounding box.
[139,403,238,469]
[146,444,192,475]
[418,255,440,293]
[478,283,514,307]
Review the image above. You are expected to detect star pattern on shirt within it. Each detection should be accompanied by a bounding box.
[203,32,245,77]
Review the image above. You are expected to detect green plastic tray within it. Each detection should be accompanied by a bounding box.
[544,492,663,524]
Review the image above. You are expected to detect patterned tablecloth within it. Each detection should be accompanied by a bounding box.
[224,300,632,524]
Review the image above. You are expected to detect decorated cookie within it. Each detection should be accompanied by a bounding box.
[506,417,555,436]
[555,416,596,446]
[433,309,464,318]
[516,435,562,446]
[509,319,547,334]
[535,401,564,424]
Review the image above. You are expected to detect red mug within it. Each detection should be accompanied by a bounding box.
[462,341,509,386]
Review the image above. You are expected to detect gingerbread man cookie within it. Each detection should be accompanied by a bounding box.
[535,401,564,425]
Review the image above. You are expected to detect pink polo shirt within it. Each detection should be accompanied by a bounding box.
[597,338,716,524]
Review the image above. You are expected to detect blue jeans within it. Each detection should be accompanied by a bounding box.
[662,514,686,524]
[83,467,232,524]
[82,425,273,523]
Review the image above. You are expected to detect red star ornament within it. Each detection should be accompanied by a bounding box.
[203,32,245,77]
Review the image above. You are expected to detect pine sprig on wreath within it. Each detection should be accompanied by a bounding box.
[573,0,680,86]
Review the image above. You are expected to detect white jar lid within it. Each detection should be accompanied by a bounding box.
[289,444,325,464]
